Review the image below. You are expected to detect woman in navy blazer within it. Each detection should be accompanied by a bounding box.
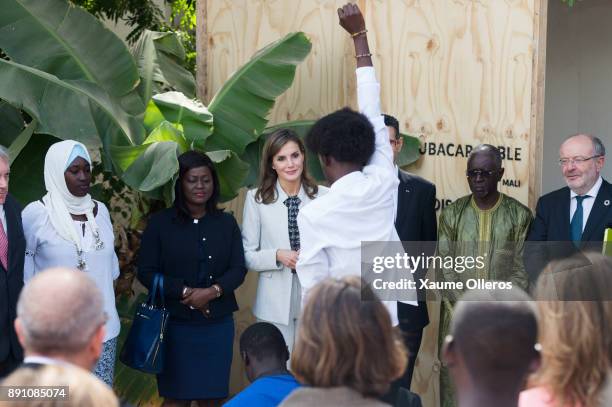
[138,151,246,405]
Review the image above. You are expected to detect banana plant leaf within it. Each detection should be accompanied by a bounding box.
[10,133,60,206]
[206,32,312,154]
[8,119,37,165]
[0,60,145,161]
[149,92,213,150]
[132,30,197,103]
[242,120,422,186]
[0,0,144,116]
[121,141,181,194]
[0,101,25,148]
[207,150,250,202]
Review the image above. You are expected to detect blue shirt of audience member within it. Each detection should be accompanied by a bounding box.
[224,374,301,407]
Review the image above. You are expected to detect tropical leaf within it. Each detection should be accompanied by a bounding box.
[398,134,421,169]
[10,133,60,206]
[132,30,196,103]
[0,0,144,115]
[207,150,250,202]
[8,119,37,165]
[0,60,145,158]
[0,100,25,148]
[150,92,213,150]
[206,32,312,154]
[121,141,180,193]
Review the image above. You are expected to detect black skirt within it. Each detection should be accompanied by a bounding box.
[157,316,234,400]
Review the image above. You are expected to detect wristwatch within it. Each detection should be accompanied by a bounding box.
[212,284,222,298]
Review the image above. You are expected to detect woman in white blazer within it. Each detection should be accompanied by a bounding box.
[242,129,327,352]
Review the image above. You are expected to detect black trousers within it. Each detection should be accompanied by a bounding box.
[382,322,424,405]
[396,323,424,389]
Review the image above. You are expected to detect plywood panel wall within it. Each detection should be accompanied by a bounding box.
[200,1,546,405]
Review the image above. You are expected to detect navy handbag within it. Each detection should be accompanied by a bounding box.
[120,273,170,374]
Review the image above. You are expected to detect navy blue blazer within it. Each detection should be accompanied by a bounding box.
[138,208,247,322]
[395,170,437,329]
[526,178,612,282]
[0,194,25,365]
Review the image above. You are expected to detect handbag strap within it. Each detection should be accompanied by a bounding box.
[156,274,166,308]
[147,274,160,308]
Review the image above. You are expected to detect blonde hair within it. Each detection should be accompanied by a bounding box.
[0,364,119,407]
[531,252,612,407]
[291,276,407,398]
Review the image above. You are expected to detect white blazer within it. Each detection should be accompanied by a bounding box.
[241,181,327,325]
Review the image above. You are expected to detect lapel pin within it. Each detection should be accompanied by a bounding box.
[605,199,610,206]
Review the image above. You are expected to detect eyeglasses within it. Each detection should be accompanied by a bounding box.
[558,155,602,167]
[389,139,401,146]
[466,169,497,179]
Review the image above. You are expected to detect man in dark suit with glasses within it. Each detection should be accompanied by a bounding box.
[526,134,610,282]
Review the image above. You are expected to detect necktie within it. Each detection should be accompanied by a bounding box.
[284,196,301,274]
[570,195,588,247]
[283,196,301,252]
[0,218,8,271]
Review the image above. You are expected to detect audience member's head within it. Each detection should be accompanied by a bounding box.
[443,288,538,406]
[0,364,118,407]
[240,322,290,382]
[291,276,407,398]
[530,252,612,407]
[305,108,375,184]
[14,268,106,370]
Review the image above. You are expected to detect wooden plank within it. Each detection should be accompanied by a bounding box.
[195,0,208,101]
[528,0,548,210]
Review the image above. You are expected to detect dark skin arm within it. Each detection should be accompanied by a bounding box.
[338,3,372,68]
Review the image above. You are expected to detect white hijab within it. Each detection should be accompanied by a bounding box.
[42,140,99,251]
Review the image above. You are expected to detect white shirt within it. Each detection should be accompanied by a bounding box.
[22,201,120,341]
[296,67,416,326]
[570,176,603,231]
[23,355,74,367]
[0,205,5,233]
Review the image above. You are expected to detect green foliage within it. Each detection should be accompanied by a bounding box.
[166,0,196,73]
[207,32,312,154]
[1,0,305,204]
[71,0,165,43]
[132,30,197,102]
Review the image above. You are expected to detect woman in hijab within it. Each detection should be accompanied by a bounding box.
[22,140,120,386]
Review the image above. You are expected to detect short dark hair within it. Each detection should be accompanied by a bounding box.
[383,114,400,139]
[450,288,538,385]
[305,108,375,167]
[174,150,220,221]
[240,322,288,362]
[469,144,503,169]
